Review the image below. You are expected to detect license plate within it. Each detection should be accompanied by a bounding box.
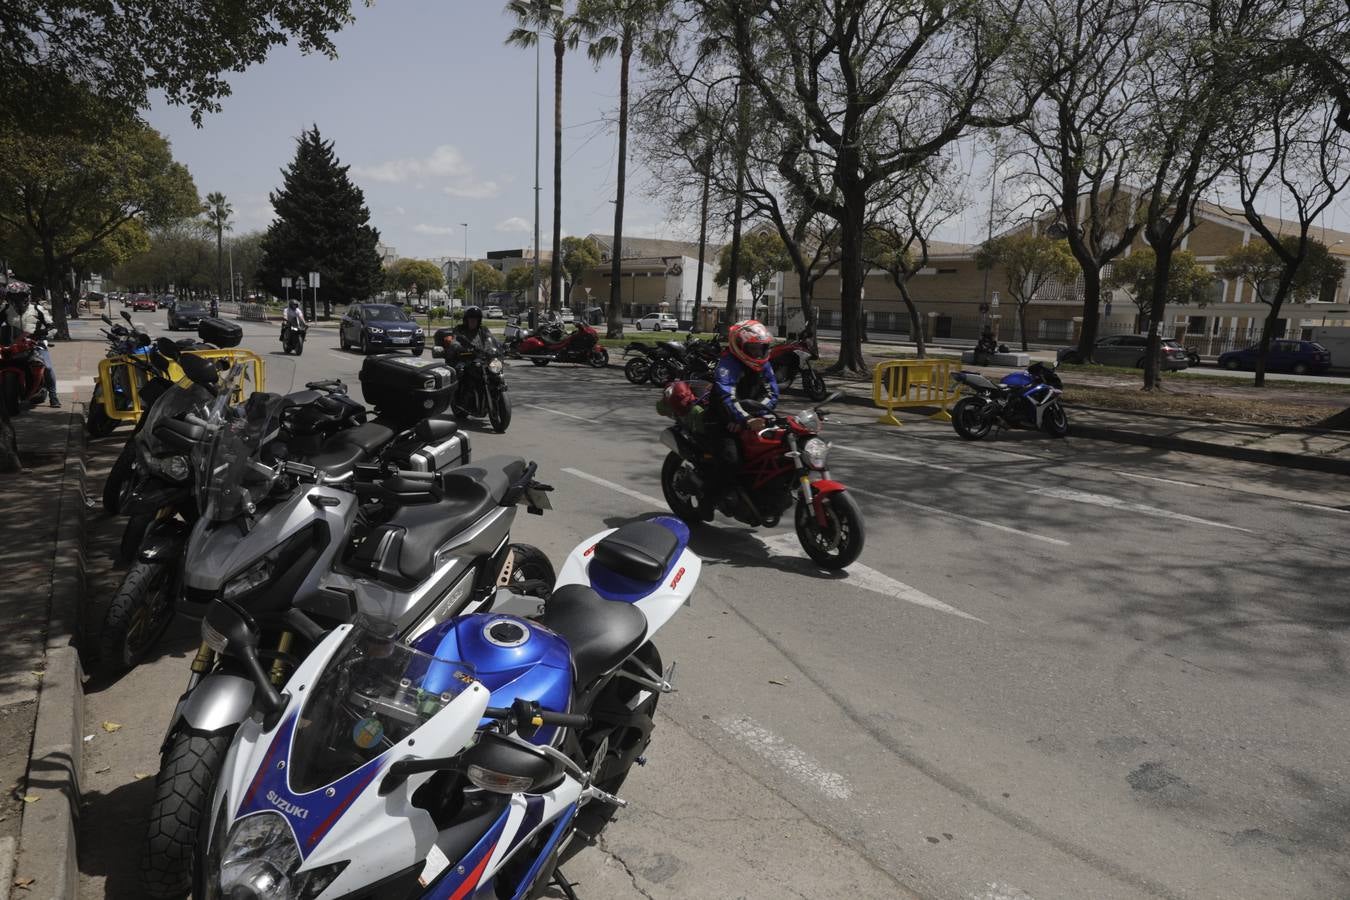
[392,336,411,344]
[525,487,552,511]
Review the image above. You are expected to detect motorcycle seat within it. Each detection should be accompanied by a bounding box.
[303,421,397,474]
[541,584,648,687]
[593,520,680,583]
[415,416,459,442]
[439,455,526,506]
[283,389,325,407]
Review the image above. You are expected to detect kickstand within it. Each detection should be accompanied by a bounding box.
[552,868,581,900]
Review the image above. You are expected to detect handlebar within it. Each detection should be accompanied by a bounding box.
[485,700,590,730]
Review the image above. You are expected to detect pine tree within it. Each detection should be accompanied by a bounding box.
[259,126,383,314]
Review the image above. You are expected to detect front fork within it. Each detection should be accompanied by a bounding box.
[183,629,294,691]
[786,434,829,527]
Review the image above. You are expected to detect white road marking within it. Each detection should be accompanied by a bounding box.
[1030,486,1254,532]
[834,443,966,474]
[561,467,665,508]
[1116,470,1350,515]
[1114,470,1206,489]
[715,714,853,801]
[969,884,1037,900]
[760,533,986,623]
[524,403,593,423]
[848,487,1069,547]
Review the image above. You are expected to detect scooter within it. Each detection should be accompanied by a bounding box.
[193,515,696,900]
[516,321,609,368]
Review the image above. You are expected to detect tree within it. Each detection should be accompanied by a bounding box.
[111,219,213,292]
[560,236,601,305]
[577,0,665,337]
[229,231,267,298]
[204,192,232,309]
[714,229,789,320]
[0,111,199,338]
[718,0,1039,373]
[258,127,383,316]
[386,258,446,299]
[975,232,1080,350]
[507,1,582,313]
[466,261,505,301]
[0,1,356,125]
[505,265,536,295]
[1107,247,1213,323]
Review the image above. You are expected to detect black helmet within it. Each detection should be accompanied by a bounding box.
[463,306,482,322]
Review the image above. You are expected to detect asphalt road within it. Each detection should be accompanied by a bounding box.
[68,317,1350,899]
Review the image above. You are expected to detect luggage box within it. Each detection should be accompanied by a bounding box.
[197,317,243,348]
[359,354,457,424]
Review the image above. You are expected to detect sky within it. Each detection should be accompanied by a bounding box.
[144,1,1350,262]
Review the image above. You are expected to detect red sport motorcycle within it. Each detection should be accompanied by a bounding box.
[658,387,863,569]
[515,320,609,368]
[767,330,828,401]
[0,334,51,416]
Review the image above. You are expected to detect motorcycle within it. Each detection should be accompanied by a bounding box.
[0,334,50,416]
[446,334,512,433]
[658,388,864,569]
[193,514,696,899]
[767,330,828,401]
[971,332,1009,366]
[281,321,307,356]
[951,359,1068,440]
[1186,345,1201,367]
[516,321,609,368]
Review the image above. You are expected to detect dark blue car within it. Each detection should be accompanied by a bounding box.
[339,303,425,355]
[1218,339,1331,375]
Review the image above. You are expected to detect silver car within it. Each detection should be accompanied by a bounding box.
[1058,335,1189,370]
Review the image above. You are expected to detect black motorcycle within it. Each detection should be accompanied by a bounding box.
[448,333,512,432]
[281,320,307,355]
[951,360,1068,440]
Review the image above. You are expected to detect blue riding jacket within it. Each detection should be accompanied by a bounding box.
[712,350,778,425]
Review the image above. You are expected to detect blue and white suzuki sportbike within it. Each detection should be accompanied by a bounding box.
[951,359,1068,440]
[193,516,698,900]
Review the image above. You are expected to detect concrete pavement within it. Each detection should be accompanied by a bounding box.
[55,317,1350,899]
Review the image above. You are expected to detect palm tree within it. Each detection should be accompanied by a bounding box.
[576,0,661,337]
[506,1,580,315]
[203,192,233,315]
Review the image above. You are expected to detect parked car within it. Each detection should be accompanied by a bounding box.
[131,294,157,312]
[484,305,505,319]
[167,302,206,331]
[157,294,175,309]
[559,308,576,324]
[1218,339,1331,375]
[635,312,679,332]
[338,302,425,355]
[1057,335,1189,370]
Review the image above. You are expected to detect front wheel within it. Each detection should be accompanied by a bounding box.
[99,560,176,673]
[1042,401,1068,437]
[660,451,709,523]
[952,396,993,441]
[141,727,235,900]
[488,388,512,433]
[103,442,136,514]
[0,373,23,417]
[531,358,550,367]
[795,491,865,570]
[589,347,610,368]
[87,389,119,437]
[802,367,828,402]
[411,345,424,357]
[624,357,652,384]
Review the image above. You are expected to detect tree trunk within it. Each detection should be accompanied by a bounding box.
[1143,244,1173,391]
[832,193,867,373]
[550,36,564,312]
[216,226,224,314]
[896,278,926,359]
[1018,303,1029,351]
[42,240,70,340]
[606,37,632,339]
[1254,270,1296,388]
[1076,265,1102,360]
[724,81,751,325]
[692,157,711,332]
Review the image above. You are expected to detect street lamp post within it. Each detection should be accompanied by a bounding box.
[461,222,470,307]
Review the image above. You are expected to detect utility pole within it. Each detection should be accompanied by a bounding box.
[532,14,542,329]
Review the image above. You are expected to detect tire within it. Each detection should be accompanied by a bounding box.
[794,491,865,570]
[294,338,304,357]
[86,400,118,438]
[624,357,652,384]
[488,389,512,433]
[103,442,136,514]
[1134,356,1147,369]
[99,560,175,673]
[120,512,154,563]
[0,374,22,417]
[411,345,424,357]
[141,727,235,900]
[360,334,370,355]
[650,360,680,385]
[589,347,609,368]
[660,452,709,523]
[507,542,555,598]
[339,330,349,351]
[802,367,828,402]
[1224,358,1241,371]
[531,358,550,367]
[1292,362,1308,375]
[1042,402,1068,437]
[952,396,993,441]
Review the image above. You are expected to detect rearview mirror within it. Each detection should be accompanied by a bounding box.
[120,310,132,323]
[101,315,113,326]
[202,598,260,658]
[178,353,218,386]
[154,337,181,360]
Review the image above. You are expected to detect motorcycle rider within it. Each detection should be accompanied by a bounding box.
[1,282,60,407]
[712,319,778,433]
[451,305,490,352]
[281,298,307,348]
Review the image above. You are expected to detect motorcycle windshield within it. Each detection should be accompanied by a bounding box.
[193,366,281,521]
[288,622,476,794]
[133,377,212,471]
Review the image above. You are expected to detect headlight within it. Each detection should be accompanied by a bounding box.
[215,811,348,900]
[414,328,424,337]
[163,454,191,482]
[367,326,384,334]
[796,409,820,433]
[223,557,273,601]
[802,437,829,470]
[487,358,504,375]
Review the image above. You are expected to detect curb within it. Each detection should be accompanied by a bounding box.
[17,405,87,900]
[1067,422,1350,476]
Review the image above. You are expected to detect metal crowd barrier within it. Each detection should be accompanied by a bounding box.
[871,359,958,426]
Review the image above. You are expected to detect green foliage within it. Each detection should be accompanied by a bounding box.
[974,233,1081,305]
[112,219,214,291]
[386,258,446,298]
[1107,248,1214,312]
[560,236,602,297]
[0,1,357,124]
[505,266,536,293]
[467,261,505,299]
[258,127,384,307]
[1216,237,1342,305]
[429,306,448,324]
[715,229,790,313]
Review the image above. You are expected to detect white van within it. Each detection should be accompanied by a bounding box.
[1309,327,1350,368]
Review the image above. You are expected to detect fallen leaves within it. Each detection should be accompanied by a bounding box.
[100,721,122,733]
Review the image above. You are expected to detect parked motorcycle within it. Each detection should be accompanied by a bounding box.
[0,334,50,416]
[658,388,864,569]
[1186,345,1201,367]
[622,340,664,384]
[447,334,512,432]
[192,514,696,900]
[951,360,1067,440]
[767,330,828,401]
[281,320,307,355]
[516,320,609,368]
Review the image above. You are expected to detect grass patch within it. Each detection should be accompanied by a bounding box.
[1059,362,1350,394]
[1064,384,1347,428]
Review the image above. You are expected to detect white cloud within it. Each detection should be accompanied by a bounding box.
[494,216,531,234]
[390,205,406,216]
[414,223,459,236]
[353,145,471,183]
[443,179,501,199]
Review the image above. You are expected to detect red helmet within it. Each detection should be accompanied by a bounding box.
[727,319,773,371]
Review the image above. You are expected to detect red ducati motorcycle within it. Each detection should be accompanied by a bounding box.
[657,386,863,569]
[516,320,609,368]
[0,335,50,416]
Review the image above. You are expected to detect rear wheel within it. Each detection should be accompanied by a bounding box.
[1224,357,1241,370]
[952,396,993,441]
[1042,401,1068,437]
[624,357,652,384]
[141,726,235,900]
[531,358,550,367]
[103,442,136,514]
[795,491,865,570]
[99,560,175,673]
[1292,362,1309,375]
[488,389,512,433]
[589,347,609,368]
[660,452,709,523]
[507,542,555,598]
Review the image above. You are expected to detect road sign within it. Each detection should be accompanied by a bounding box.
[295,276,307,289]
[309,271,320,288]
[281,276,292,288]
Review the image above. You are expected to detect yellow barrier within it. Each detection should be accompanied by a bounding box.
[871,359,958,426]
[97,349,266,423]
